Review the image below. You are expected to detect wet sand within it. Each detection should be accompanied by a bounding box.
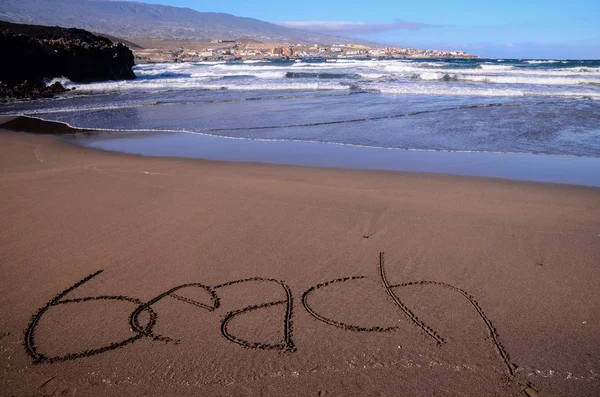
[1,122,599,396]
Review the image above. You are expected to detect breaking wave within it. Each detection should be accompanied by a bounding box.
[21,58,600,102]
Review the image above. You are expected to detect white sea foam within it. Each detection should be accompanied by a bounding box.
[417,72,449,81]
[376,85,600,99]
[63,76,600,101]
[358,73,387,79]
[191,71,288,79]
[479,64,515,71]
[67,78,350,93]
[43,77,73,87]
[209,64,290,71]
[525,60,561,64]
[383,64,426,73]
[428,74,600,86]
[56,60,598,100]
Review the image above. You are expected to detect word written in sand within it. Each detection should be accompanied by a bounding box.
[24,253,516,376]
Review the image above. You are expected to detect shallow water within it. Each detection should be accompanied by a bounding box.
[78,131,600,186]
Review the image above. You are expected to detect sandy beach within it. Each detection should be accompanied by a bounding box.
[1,122,599,396]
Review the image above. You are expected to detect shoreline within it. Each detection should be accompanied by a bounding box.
[1,127,599,396]
[3,115,600,188]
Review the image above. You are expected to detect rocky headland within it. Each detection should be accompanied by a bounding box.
[0,21,135,100]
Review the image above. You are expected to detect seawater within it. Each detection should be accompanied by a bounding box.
[1,58,600,157]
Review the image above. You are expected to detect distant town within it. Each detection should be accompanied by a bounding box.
[132,39,477,63]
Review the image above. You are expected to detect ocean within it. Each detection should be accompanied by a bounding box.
[2,58,600,184]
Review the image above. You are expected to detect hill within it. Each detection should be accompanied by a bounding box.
[0,0,367,45]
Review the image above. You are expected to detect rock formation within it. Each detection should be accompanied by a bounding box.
[0,21,135,100]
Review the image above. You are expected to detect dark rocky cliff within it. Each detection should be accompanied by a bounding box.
[0,21,135,99]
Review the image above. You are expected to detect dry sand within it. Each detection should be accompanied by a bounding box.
[0,123,599,396]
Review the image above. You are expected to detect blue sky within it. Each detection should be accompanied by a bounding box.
[131,0,599,58]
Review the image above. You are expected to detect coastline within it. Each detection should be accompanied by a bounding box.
[1,126,599,396]
[3,115,600,187]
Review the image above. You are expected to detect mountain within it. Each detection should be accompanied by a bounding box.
[0,0,367,45]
